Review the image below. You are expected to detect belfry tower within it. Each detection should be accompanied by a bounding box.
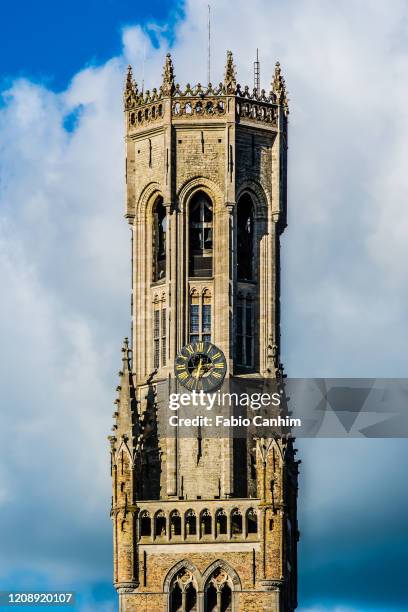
[109,52,299,611]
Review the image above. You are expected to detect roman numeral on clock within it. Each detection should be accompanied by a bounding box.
[211,371,222,379]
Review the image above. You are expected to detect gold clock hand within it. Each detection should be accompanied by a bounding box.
[196,357,203,379]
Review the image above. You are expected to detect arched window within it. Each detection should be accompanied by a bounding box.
[155,511,166,537]
[153,197,166,281]
[170,510,181,537]
[139,511,151,537]
[216,509,227,536]
[246,508,258,534]
[231,509,242,536]
[200,509,212,536]
[185,510,197,536]
[237,194,254,281]
[169,568,198,612]
[189,192,213,277]
[204,568,233,612]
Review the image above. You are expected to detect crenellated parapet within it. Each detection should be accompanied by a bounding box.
[124,51,288,132]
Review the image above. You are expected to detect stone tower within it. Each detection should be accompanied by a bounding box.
[109,51,299,612]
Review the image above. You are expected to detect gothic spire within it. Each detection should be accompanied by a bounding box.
[272,61,289,114]
[224,50,237,93]
[162,53,175,96]
[111,338,138,453]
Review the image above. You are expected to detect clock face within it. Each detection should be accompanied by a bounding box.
[174,341,227,391]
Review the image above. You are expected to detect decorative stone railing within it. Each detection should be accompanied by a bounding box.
[124,52,288,130]
[126,83,279,129]
[128,101,164,129]
[134,498,261,544]
[236,99,277,125]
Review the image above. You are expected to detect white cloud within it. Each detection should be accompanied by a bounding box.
[0,0,408,607]
[0,61,129,582]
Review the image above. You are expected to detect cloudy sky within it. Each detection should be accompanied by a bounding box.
[1,0,408,610]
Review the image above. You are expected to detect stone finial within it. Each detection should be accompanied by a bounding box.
[162,53,175,96]
[224,50,237,93]
[121,337,132,370]
[125,65,133,93]
[272,61,289,114]
[124,65,138,109]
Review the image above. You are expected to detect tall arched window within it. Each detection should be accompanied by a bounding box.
[154,511,166,538]
[153,197,166,281]
[204,568,233,612]
[231,508,243,537]
[246,508,258,535]
[170,510,181,537]
[169,569,198,612]
[139,511,151,537]
[200,509,212,536]
[185,510,197,536]
[189,192,213,277]
[237,194,254,281]
[216,509,227,536]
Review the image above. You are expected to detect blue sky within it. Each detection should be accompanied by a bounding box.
[0,0,180,90]
[0,1,408,611]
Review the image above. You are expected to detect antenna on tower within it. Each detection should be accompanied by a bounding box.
[141,39,146,93]
[254,48,260,95]
[207,4,211,84]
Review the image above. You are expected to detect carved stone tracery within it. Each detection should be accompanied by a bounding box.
[125,51,287,129]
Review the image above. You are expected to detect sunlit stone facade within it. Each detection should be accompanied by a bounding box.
[109,51,299,612]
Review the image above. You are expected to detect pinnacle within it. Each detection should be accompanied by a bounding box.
[224,50,237,92]
[125,65,133,91]
[271,61,289,113]
[162,52,175,96]
[121,337,132,372]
